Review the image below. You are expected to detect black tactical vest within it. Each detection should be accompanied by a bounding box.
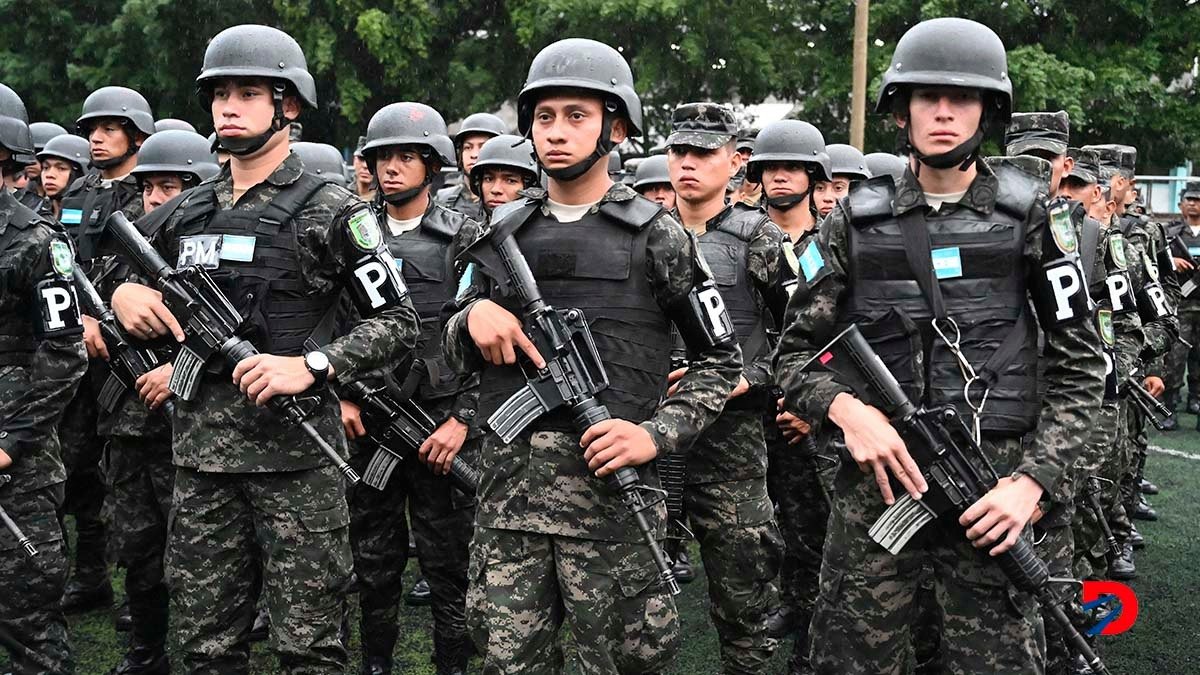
[172,173,337,356]
[840,165,1041,435]
[59,173,140,261]
[1173,221,1200,260]
[437,184,485,223]
[380,200,470,399]
[476,196,674,430]
[697,203,771,360]
[0,206,41,366]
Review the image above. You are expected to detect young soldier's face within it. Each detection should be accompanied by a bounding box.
[1181,196,1200,219]
[813,177,851,216]
[88,118,132,164]
[353,154,372,186]
[480,168,526,210]
[24,160,40,181]
[900,87,983,159]
[458,133,490,175]
[668,143,741,204]
[210,79,298,142]
[761,161,811,204]
[39,159,74,197]
[141,174,185,213]
[531,95,626,172]
[639,183,675,210]
[374,147,428,195]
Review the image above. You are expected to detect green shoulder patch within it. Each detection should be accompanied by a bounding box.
[1108,233,1128,270]
[347,209,383,252]
[50,239,74,278]
[1096,308,1115,348]
[1048,202,1077,255]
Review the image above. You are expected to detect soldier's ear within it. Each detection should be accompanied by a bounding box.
[282,94,302,121]
[609,117,628,146]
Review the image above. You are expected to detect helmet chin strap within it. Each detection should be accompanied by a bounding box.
[900,123,985,177]
[539,102,617,182]
[214,84,290,157]
[765,187,813,212]
[380,155,436,207]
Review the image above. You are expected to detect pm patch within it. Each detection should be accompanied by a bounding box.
[1048,202,1078,255]
[347,209,383,252]
[178,235,222,269]
[34,278,83,337]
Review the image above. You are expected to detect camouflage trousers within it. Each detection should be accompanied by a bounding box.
[58,385,108,586]
[1071,403,1125,580]
[1163,309,1200,408]
[0,483,72,674]
[466,527,679,674]
[348,441,476,671]
[1036,466,1082,675]
[102,434,174,648]
[165,464,352,675]
[809,437,1044,675]
[1118,400,1148,535]
[685,476,782,675]
[766,426,831,674]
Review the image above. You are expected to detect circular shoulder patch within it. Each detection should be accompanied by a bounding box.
[347,208,383,252]
[50,239,75,278]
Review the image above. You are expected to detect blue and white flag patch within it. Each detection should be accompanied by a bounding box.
[931,246,963,280]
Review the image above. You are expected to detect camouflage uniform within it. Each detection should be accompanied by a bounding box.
[138,151,420,674]
[0,189,88,673]
[1162,190,1200,411]
[347,198,482,673]
[444,183,743,673]
[775,164,1105,674]
[56,173,144,603]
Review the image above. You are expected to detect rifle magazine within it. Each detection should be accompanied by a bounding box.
[169,346,206,401]
[487,383,549,443]
[362,447,402,490]
[868,493,937,555]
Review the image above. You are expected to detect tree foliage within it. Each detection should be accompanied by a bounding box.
[1,0,1196,167]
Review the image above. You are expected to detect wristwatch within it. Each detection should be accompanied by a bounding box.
[304,350,330,387]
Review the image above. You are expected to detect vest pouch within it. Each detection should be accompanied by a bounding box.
[853,307,924,407]
[209,270,268,354]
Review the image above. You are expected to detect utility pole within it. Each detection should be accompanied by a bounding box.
[850,0,870,150]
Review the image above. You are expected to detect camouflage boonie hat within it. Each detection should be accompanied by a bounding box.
[736,127,759,153]
[1118,147,1137,180]
[1182,181,1200,200]
[1065,148,1100,184]
[667,102,738,150]
[1082,144,1133,182]
[1005,111,1069,157]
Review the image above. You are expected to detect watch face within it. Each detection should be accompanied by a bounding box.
[306,351,330,372]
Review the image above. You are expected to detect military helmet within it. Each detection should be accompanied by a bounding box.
[130,129,221,183]
[826,144,871,181]
[746,120,831,183]
[155,118,197,134]
[454,112,507,146]
[30,122,68,152]
[736,127,760,154]
[361,102,456,169]
[469,134,538,194]
[864,153,908,181]
[291,141,348,186]
[196,24,317,109]
[876,18,1012,122]
[76,86,156,137]
[517,38,642,137]
[633,154,671,190]
[36,133,91,170]
[0,84,35,163]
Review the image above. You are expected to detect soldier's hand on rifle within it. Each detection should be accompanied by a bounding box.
[829,392,927,505]
[777,407,812,446]
[340,400,366,439]
[81,315,110,360]
[1175,256,1194,272]
[581,419,657,477]
[1143,375,1165,398]
[420,417,468,475]
[466,300,546,367]
[233,355,329,406]
[960,473,1044,555]
[137,363,174,410]
[111,282,185,342]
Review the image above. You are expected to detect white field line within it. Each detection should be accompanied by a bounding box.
[1148,444,1200,461]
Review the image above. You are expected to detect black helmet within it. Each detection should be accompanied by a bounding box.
[633,154,670,191]
[826,144,871,182]
[0,84,34,165]
[292,141,348,186]
[198,25,315,156]
[76,86,156,137]
[130,130,221,184]
[362,102,454,205]
[517,38,642,137]
[876,18,1012,120]
[454,113,507,146]
[155,118,197,133]
[30,122,68,152]
[864,152,908,181]
[37,133,91,171]
[469,134,538,196]
[746,120,831,184]
[736,127,759,154]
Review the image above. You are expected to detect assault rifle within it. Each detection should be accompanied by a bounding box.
[1082,476,1121,558]
[344,379,480,492]
[0,475,36,557]
[103,212,360,484]
[72,266,175,418]
[464,228,680,595]
[1124,374,1173,431]
[804,324,1109,675]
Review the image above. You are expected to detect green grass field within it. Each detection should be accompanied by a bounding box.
[5,423,1198,674]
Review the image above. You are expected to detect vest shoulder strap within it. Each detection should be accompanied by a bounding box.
[436,185,461,204]
[135,191,190,239]
[1079,213,1102,285]
[991,161,1043,222]
[713,204,768,242]
[259,173,330,225]
[421,202,468,240]
[488,196,540,241]
[598,195,663,231]
[846,176,895,226]
[6,201,39,231]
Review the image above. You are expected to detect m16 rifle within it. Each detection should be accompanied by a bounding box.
[1123,373,1173,431]
[103,212,359,484]
[0,475,36,557]
[464,227,680,596]
[804,324,1109,675]
[72,266,176,418]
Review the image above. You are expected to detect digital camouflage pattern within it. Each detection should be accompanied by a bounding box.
[773,164,1105,673]
[1161,217,1200,408]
